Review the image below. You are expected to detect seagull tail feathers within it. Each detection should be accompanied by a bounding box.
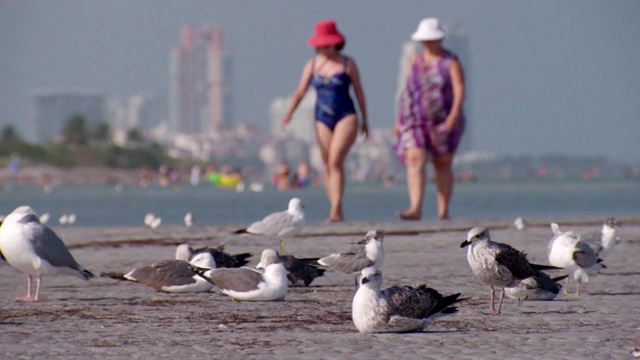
[232,252,253,267]
[427,293,464,318]
[188,264,217,286]
[531,263,564,271]
[233,228,249,234]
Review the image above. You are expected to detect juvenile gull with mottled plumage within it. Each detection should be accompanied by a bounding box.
[461,226,560,315]
[175,243,252,268]
[352,267,462,333]
[257,248,325,287]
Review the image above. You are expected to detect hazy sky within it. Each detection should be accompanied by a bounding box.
[1,1,639,162]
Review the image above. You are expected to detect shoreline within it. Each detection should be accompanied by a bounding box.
[1,218,639,359]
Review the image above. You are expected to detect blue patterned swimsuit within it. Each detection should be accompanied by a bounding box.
[310,57,357,131]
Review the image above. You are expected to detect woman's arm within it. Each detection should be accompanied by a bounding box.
[281,59,314,129]
[347,57,369,139]
[445,56,465,130]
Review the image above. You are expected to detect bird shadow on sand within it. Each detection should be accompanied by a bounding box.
[520,310,596,315]
[589,291,640,296]
[597,271,640,276]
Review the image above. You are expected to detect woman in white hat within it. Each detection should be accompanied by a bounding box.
[394,17,466,220]
[282,19,369,222]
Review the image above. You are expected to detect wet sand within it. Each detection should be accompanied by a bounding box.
[1,216,639,359]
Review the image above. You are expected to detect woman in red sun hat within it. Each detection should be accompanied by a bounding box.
[282,19,368,222]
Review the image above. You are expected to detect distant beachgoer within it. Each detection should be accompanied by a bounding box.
[281,19,369,222]
[293,159,313,188]
[394,17,466,220]
[273,161,291,191]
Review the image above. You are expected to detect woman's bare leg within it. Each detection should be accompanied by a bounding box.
[400,147,428,220]
[432,153,454,220]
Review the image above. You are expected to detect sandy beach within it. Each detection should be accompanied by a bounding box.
[1,216,639,359]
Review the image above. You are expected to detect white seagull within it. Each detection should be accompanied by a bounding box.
[318,230,385,274]
[547,223,604,295]
[234,197,305,237]
[190,250,288,301]
[461,226,560,315]
[0,206,94,302]
[352,267,462,333]
[175,243,252,268]
[184,212,194,229]
[257,248,325,287]
[101,252,216,293]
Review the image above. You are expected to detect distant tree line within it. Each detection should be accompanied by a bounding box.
[0,113,178,169]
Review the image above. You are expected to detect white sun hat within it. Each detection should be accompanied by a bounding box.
[411,17,445,41]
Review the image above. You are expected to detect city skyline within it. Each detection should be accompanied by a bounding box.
[1,1,639,163]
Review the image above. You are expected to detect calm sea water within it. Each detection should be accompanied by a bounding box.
[1,178,639,227]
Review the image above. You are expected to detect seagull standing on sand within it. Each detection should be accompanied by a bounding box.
[184,212,194,229]
[190,250,288,301]
[461,226,559,315]
[175,244,252,269]
[0,206,94,302]
[352,267,462,333]
[318,230,385,274]
[548,223,604,295]
[101,252,217,293]
[257,248,325,287]
[234,197,305,237]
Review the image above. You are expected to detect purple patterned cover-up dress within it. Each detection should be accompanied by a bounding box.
[394,51,465,164]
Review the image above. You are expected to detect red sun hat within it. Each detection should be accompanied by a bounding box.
[307,20,345,47]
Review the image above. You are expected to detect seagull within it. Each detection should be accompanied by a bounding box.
[39,212,50,225]
[0,206,94,302]
[352,267,462,333]
[175,244,252,269]
[234,197,305,237]
[579,217,621,259]
[633,343,640,359]
[184,212,194,229]
[257,248,325,287]
[144,212,156,227]
[460,226,560,315]
[318,230,384,274]
[190,251,288,301]
[101,252,217,293]
[504,272,568,306]
[548,223,605,295]
[513,216,528,231]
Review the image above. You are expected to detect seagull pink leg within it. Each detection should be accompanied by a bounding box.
[495,288,505,314]
[483,286,498,315]
[16,275,36,302]
[33,275,43,301]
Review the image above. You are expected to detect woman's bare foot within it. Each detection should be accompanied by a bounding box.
[397,210,421,220]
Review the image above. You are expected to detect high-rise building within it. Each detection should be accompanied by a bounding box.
[30,88,105,144]
[170,26,230,135]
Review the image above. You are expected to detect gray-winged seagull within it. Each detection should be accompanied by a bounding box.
[234,197,305,237]
[175,243,252,268]
[101,252,216,293]
[0,205,94,302]
[352,267,462,333]
[504,272,568,305]
[318,230,384,274]
[579,217,621,259]
[461,226,560,315]
[548,223,605,295]
[190,250,288,301]
[257,248,325,287]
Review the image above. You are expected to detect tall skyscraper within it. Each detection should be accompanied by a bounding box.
[170,26,230,135]
[30,88,105,144]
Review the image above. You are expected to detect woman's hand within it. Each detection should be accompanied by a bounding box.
[361,121,369,139]
[281,114,292,130]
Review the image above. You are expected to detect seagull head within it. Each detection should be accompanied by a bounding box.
[460,226,491,248]
[604,217,619,229]
[6,205,40,224]
[288,197,304,213]
[175,244,194,261]
[357,230,384,245]
[257,248,281,269]
[359,267,382,288]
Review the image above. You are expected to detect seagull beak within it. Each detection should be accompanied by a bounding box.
[361,277,370,285]
[460,240,471,248]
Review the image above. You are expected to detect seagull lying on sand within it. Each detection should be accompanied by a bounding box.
[0,206,94,302]
[257,248,325,287]
[579,217,621,259]
[234,197,305,237]
[318,230,384,274]
[175,244,252,269]
[513,216,528,231]
[505,272,568,305]
[352,267,462,333]
[190,250,288,301]
[461,226,560,315]
[548,223,605,295]
[101,252,216,293]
